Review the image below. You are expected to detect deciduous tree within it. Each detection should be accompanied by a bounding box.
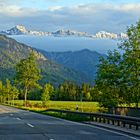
[15,52,41,106]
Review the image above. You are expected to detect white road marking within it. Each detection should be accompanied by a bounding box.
[2,105,138,140]
[26,123,34,128]
[16,117,21,120]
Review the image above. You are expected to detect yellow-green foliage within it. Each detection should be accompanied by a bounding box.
[10,100,100,113]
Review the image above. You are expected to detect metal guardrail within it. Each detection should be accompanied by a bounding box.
[45,109,140,130]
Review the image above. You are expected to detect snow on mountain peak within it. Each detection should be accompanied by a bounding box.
[0,25,127,39]
[15,25,27,32]
[95,31,118,39]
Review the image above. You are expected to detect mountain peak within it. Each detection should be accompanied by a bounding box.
[0,25,127,39]
[79,49,91,53]
[11,25,28,34]
[0,25,28,35]
[14,25,27,32]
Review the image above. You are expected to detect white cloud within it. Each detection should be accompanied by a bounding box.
[0,3,139,33]
[1,3,140,17]
[0,4,41,17]
[48,6,63,11]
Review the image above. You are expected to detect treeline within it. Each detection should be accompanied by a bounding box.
[0,79,19,105]
[0,79,98,104]
[50,82,98,101]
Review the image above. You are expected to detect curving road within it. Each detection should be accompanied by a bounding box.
[0,105,139,140]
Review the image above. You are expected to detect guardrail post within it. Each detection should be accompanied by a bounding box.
[112,120,114,125]
[129,124,131,129]
[136,125,139,130]
[103,118,106,123]
[107,119,110,124]
[90,115,93,121]
[123,122,125,127]
[60,112,62,116]
[95,117,98,122]
[117,121,120,126]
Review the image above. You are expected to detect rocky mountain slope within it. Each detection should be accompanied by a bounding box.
[0,34,90,86]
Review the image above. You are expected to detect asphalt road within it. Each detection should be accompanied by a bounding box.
[0,105,139,140]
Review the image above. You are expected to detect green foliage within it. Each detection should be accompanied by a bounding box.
[95,20,140,108]
[53,81,96,101]
[81,83,91,101]
[41,83,54,106]
[0,79,19,104]
[10,86,19,105]
[119,21,140,107]
[95,51,122,108]
[28,87,42,100]
[0,80,3,102]
[15,52,41,106]
[56,81,77,101]
[4,79,11,103]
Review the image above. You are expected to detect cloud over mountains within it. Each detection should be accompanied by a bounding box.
[0,0,139,33]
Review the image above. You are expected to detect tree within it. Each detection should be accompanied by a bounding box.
[28,86,42,100]
[119,21,140,107]
[15,52,41,106]
[95,50,123,108]
[95,20,140,108]
[81,83,91,101]
[10,86,19,105]
[41,83,54,106]
[3,79,11,104]
[0,80,3,103]
[90,86,100,101]
[66,82,76,101]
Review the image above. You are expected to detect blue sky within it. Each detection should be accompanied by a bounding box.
[6,0,140,9]
[9,0,140,6]
[0,0,140,33]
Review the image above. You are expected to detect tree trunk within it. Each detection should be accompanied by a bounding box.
[24,87,28,107]
[12,96,14,106]
[7,94,9,104]
[0,96,2,103]
[136,102,138,108]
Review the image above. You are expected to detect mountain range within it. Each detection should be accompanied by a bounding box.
[39,49,106,81]
[0,34,91,86]
[0,25,127,39]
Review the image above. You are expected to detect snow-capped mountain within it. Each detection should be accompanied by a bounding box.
[1,25,28,35]
[52,29,89,37]
[0,25,50,36]
[94,31,118,39]
[0,25,127,39]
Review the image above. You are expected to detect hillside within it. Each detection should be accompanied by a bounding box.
[39,49,106,80]
[0,34,90,86]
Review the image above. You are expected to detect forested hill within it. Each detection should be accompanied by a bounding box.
[39,49,106,80]
[0,34,90,85]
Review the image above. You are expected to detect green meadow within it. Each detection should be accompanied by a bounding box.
[8,100,101,113]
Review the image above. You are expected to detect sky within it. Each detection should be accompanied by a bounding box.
[0,0,140,33]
